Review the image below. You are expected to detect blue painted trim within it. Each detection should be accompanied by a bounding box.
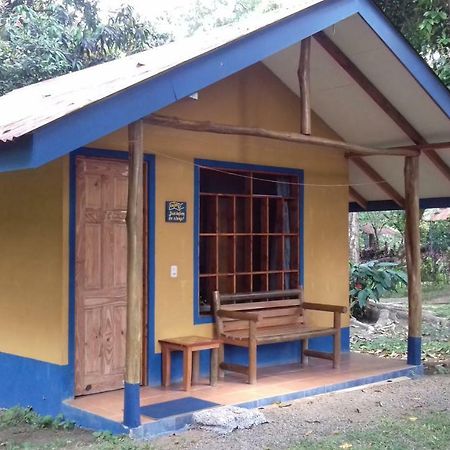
[145,154,160,386]
[407,336,422,366]
[62,402,127,435]
[358,0,450,118]
[235,365,421,410]
[68,153,77,398]
[0,0,360,173]
[124,383,141,428]
[0,352,71,416]
[132,362,421,439]
[193,159,304,325]
[349,197,450,212]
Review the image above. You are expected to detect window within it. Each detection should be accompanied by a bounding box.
[198,165,301,314]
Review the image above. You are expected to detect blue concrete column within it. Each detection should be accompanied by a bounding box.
[123,382,141,428]
[407,336,422,366]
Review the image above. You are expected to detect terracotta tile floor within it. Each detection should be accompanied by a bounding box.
[68,353,413,424]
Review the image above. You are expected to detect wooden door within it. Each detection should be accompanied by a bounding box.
[75,157,131,396]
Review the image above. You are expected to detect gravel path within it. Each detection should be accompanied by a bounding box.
[152,375,450,450]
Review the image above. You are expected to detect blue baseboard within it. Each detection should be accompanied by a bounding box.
[61,402,127,435]
[148,327,350,386]
[0,352,71,416]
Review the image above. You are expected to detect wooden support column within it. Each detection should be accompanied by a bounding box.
[404,156,422,366]
[298,37,312,135]
[123,120,144,428]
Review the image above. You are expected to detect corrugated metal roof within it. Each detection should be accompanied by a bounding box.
[0,0,323,143]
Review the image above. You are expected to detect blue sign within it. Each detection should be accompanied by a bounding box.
[165,201,187,223]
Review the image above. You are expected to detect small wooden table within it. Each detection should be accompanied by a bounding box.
[159,336,221,391]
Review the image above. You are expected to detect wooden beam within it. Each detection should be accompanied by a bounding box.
[314,31,450,183]
[146,115,419,157]
[123,120,144,428]
[351,157,404,207]
[349,187,368,210]
[404,156,422,365]
[298,37,312,135]
[392,141,450,152]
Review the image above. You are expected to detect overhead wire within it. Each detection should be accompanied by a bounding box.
[151,149,392,189]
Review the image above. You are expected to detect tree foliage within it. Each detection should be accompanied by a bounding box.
[375,0,450,86]
[349,261,407,316]
[0,0,171,95]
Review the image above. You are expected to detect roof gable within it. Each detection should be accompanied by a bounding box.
[0,0,448,175]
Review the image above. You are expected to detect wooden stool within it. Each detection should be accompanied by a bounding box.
[159,336,221,391]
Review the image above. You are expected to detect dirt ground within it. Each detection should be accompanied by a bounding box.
[152,375,450,450]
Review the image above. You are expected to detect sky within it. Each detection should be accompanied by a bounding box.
[100,0,201,18]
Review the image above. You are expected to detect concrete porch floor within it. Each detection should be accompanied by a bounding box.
[65,353,419,436]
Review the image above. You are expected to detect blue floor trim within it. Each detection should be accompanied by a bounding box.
[141,397,220,420]
[132,364,421,439]
[61,402,127,435]
[235,366,421,410]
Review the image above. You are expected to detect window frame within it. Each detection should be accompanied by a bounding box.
[193,159,304,325]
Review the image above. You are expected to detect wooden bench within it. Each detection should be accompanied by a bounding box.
[212,289,347,384]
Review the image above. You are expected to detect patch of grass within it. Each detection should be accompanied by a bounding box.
[0,407,74,431]
[352,322,450,362]
[291,412,450,450]
[424,303,450,319]
[0,409,153,450]
[387,283,450,302]
[352,335,407,359]
[92,431,154,449]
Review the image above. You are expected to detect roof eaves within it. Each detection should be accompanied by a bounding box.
[0,0,358,173]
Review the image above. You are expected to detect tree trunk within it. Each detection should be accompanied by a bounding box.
[349,212,360,264]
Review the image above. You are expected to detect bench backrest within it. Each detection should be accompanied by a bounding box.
[213,289,304,333]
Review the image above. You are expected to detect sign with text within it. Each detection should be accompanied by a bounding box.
[165,201,187,223]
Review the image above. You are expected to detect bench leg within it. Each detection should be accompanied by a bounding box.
[210,348,218,386]
[192,351,200,385]
[302,338,309,366]
[333,331,341,369]
[248,341,257,384]
[183,348,193,391]
[218,344,225,379]
[162,345,171,387]
[333,312,341,369]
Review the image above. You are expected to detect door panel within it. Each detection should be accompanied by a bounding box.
[75,157,131,396]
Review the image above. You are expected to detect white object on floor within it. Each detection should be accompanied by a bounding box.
[192,406,268,434]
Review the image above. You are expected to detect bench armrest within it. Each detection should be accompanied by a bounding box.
[217,310,259,322]
[302,302,347,314]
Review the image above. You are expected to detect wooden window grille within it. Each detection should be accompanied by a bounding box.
[198,167,301,314]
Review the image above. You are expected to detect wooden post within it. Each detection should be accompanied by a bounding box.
[404,156,422,365]
[298,37,311,135]
[123,120,144,428]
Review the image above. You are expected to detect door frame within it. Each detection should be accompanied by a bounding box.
[68,148,156,397]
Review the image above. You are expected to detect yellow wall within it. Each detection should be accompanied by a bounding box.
[0,158,69,364]
[90,63,349,351]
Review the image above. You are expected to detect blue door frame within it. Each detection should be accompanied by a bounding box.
[68,148,156,425]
